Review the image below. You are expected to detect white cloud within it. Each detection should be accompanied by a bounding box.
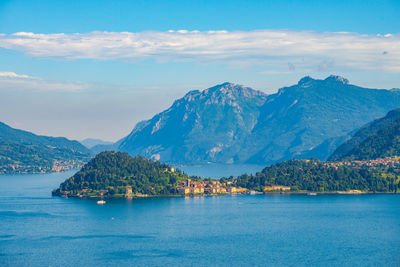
[0,30,399,72]
[0,71,31,79]
[0,71,88,91]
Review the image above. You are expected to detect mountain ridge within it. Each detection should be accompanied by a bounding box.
[101,75,400,165]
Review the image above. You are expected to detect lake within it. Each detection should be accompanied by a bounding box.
[1,170,400,266]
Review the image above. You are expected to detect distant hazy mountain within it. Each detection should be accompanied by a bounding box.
[105,76,400,165]
[80,138,113,149]
[329,108,400,161]
[0,122,91,173]
[90,138,124,154]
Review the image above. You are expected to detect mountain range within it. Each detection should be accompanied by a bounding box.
[99,75,400,165]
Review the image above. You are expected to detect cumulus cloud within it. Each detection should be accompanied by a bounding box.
[0,71,88,91]
[0,30,399,72]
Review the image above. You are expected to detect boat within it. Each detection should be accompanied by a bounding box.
[97,200,106,205]
[307,192,317,196]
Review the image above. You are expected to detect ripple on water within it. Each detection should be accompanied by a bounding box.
[104,249,184,260]
[41,234,153,241]
[0,210,56,218]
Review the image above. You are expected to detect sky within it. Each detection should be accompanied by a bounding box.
[0,0,399,141]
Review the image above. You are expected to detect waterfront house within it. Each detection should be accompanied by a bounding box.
[126,186,133,196]
[179,187,191,195]
[264,185,291,191]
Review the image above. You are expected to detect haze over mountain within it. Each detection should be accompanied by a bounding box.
[329,108,400,161]
[80,138,113,149]
[102,75,400,165]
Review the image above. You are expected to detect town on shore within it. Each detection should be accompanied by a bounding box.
[58,176,369,199]
[52,151,400,199]
[1,159,86,175]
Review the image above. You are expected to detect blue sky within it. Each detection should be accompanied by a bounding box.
[0,0,399,141]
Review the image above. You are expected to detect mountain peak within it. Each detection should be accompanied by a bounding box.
[208,82,266,97]
[298,76,315,85]
[298,75,349,86]
[183,82,266,103]
[324,75,349,84]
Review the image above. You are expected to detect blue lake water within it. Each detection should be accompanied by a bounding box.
[1,170,400,266]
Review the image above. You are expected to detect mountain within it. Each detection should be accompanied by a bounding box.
[108,76,400,165]
[52,151,188,197]
[329,108,400,161]
[80,138,113,149]
[244,75,400,163]
[0,122,92,173]
[118,82,267,163]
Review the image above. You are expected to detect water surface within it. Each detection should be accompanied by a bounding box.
[1,171,400,266]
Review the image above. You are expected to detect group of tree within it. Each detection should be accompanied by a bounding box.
[53,151,188,196]
[232,159,399,192]
[330,108,400,161]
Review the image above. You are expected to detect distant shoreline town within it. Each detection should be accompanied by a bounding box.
[1,159,85,175]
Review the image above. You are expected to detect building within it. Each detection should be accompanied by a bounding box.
[179,187,191,195]
[126,186,133,196]
[226,187,237,193]
[264,185,291,191]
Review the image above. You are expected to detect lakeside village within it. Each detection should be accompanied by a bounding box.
[0,159,86,174]
[61,176,365,200]
[63,177,292,199]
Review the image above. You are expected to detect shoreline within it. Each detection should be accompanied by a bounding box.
[55,190,399,199]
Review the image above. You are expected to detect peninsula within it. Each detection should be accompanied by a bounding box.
[52,151,400,198]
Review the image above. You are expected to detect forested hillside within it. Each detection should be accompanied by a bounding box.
[52,151,188,196]
[330,108,400,161]
[233,159,399,192]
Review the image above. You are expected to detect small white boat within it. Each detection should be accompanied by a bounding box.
[308,192,317,196]
[97,200,106,205]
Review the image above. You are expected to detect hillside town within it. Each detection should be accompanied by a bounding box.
[0,159,86,174]
[325,156,400,170]
[177,179,248,195]
[176,179,291,195]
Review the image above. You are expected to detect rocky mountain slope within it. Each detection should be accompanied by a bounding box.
[118,82,267,163]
